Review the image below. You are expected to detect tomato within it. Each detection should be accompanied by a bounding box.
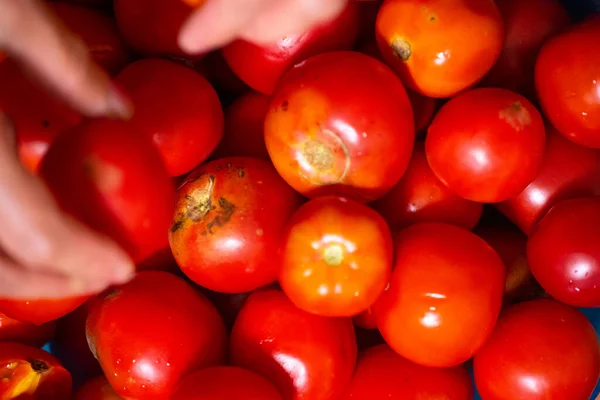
[526,197,600,308]
[0,343,71,399]
[474,299,600,400]
[372,144,483,231]
[171,366,282,400]
[115,59,224,177]
[222,3,359,95]
[73,376,121,400]
[353,307,377,330]
[535,18,600,148]
[343,344,473,399]
[426,88,546,203]
[230,289,357,400]
[170,157,302,293]
[0,313,55,348]
[375,0,503,98]
[0,297,88,325]
[39,119,175,264]
[264,51,415,203]
[86,271,227,399]
[373,223,505,367]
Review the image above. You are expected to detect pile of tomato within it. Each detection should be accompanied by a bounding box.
[0,0,599,399]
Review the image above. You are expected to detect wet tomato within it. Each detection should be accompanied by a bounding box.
[376,0,503,98]
[279,195,393,317]
[474,299,600,400]
[73,376,121,400]
[426,88,546,203]
[169,157,302,293]
[0,313,55,348]
[373,223,505,367]
[0,297,88,325]
[115,59,224,177]
[86,271,227,399]
[230,289,357,400]
[343,344,473,399]
[264,51,414,203]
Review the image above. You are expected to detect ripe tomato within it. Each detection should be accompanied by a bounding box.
[171,366,282,400]
[230,289,357,400]
[73,376,121,400]
[264,51,415,203]
[527,197,600,308]
[426,88,546,203]
[39,119,175,264]
[170,157,302,293]
[0,297,88,325]
[0,343,71,399]
[373,223,505,367]
[353,307,377,330]
[375,0,503,98]
[115,59,224,177]
[474,299,600,400]
[343,344,473,399]
[495,126,600,235]
[372,144,483,231]
[535,18,600,148]
[86,271,227,399]
[0,313,55,347]
[280,195,393,317]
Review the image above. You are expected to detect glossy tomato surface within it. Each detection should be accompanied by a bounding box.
[86,271,227,399]
[0,313,55,348]
[376,0,503,98]
[474,299,600,400]
[373,223,505,367]
[73,376,121,400]
[264,51,415,203]
[230,289,357,400]
[0,297,88,325]
[280,196,393,317]
[170,157,302,293]
[426,88,546,203]
[116,59,224,177]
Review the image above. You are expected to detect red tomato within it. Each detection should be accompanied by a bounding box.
[527,196,600,307]
[353,307,377,330]
[264,51,415,203]
[495,127,600,235]
[115,59,224,177]
[0,343,71,399]
[372,144,483,231]
[230,289,357,400]
[0,313,55,347]
[86,271,227,399]
[426,88,546,203]
[343,344,473,399]
[535,18,600,148]
[373,223,505,367]
[73,376,122,400]
[222,3,359,95]
[169,157,302,293]
[0,297,88,325]
[474,299,600,400]
[171,366,282,400]
[39,119,175,264]
[376,0,503,98]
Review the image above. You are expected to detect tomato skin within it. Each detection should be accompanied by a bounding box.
[376,0,503,98]
[264,51,415,203]
[230,289,357,400]
[115,59,224,177]
[474,299,600,400]
[170,157,303,293]
[86,271,227,399]
[535,18,600,148]
[343,344,473,399]
[0,313,55,348]
[373,223,505,367]
[353,308,378,330]
[426,88,546,203]
[73,376,122,400]
[0,297,88,325]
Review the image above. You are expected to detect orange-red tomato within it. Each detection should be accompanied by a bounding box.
[73,376,122,400]
[375,0,503,98]
[264,51,415,203]
[0,297,88,325]
[374,223,505,367]
[279,195,393,317]
[0,313,55,348]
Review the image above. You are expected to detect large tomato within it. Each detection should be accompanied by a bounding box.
[169,157,302,293]
[230,289,357,400]
[73,376,121,400]
[279,195,393,317]
[375,0,503,98]
[86,271,227,399]
[474,299,600,400]
[373,223,505,367]
[426,88,546,203]
[0,313,55,347]
[264,51,415,203]
[115,59,223,177]
[0,297,88,325]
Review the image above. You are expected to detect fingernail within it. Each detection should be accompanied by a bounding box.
[112,261,135,284]
[107,83,134,120]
